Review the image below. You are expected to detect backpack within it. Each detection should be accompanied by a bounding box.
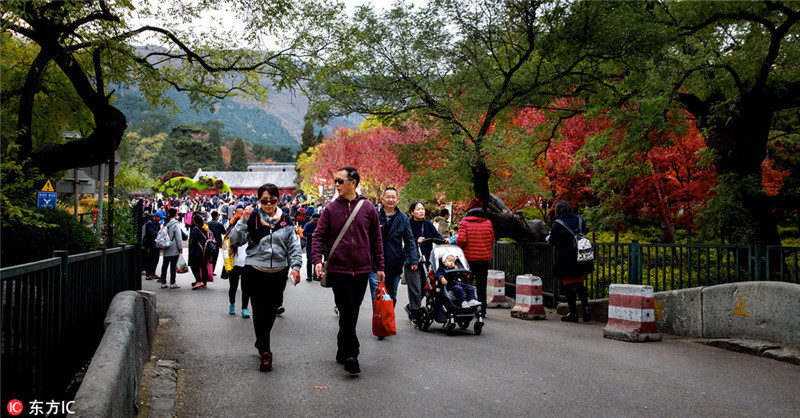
[155,224,172,249]
[199,229,217,260]
[555,217,594,263]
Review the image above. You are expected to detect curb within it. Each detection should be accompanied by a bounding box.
[72,291,159,417]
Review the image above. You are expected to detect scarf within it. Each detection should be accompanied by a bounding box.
[246,209,285,243]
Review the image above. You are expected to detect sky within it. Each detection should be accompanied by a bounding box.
[131,0,429,49]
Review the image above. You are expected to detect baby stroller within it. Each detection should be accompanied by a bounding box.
[406,238,485,335]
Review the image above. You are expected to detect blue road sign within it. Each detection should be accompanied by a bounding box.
[37,191,57,209]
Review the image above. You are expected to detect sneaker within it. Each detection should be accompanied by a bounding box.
[160,283,169,289]
[276,306,285,316]
[259,351,273,372]
[469,299,482,307]
[561,313,579,323]
[461,301,471,309]
[344,357,360,375]
[582,308,591,323]
[229,304,236,315]
[169,284,180,289]
[242,308,251,318]
[192,282,205,290]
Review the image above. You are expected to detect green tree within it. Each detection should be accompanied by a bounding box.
[306,0,583,240]
[151,137,180,178]
[568,1,800,244]
[297,118,320,159]
[229,137,249,171]
[135,113,172,138]
[1,0,332,175]
[200,120,227,170]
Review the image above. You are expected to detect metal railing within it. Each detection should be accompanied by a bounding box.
[1,244,141,402]
[492,241,800,306]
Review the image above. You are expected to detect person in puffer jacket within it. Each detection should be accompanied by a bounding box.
[456,198,495,311]
[229,183,302,373]
[159,207,184,289]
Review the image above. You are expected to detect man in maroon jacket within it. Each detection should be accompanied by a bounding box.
[312,166,385,375]
[457,198,496,312]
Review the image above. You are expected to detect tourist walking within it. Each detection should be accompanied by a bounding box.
[207,210,226,273]
[159,207,183,289]
[432,208,451,239]
[369,187,418,304]
[312,167,384,375]
[225,204,250,316]
[406,201,443,323]
[456,198,495,311]
[142,210,163,280]
[548,200,594,322]
[303,213,320,282]
[229,183,302,372]
[188,214,214,290]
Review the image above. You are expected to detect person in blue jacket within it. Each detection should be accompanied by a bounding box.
[369,188,419,304]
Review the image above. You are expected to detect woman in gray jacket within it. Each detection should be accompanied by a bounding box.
[159,207,184,289]
[229,183,302,372]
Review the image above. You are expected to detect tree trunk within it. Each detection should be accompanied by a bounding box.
[696,93,781,245]
[470,159,549,242]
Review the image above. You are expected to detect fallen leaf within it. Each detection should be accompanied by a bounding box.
[314,386,328,390]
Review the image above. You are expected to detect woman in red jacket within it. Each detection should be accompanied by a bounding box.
[456,198,495,311]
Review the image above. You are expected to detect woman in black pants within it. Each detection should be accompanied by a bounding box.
[225,204,250,317]
[548,200,595,322]
[229,183,302,372]
[159,207,183,289]
[188,214,214,290]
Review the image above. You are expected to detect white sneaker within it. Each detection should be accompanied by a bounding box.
[461,301,471,309]
[469,300,481,307]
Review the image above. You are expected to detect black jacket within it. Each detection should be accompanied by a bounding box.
[189,227,212,263]
[142,220,158,248]
[207,220,226,249]
[379,209,419,273]
[549,213,594,280]
[409,218,443,264]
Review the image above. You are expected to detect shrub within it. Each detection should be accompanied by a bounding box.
[1,207,100,266]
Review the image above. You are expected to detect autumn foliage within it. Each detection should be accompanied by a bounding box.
[301,124,431,198]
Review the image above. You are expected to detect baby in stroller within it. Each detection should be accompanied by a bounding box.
[436,255,481,309]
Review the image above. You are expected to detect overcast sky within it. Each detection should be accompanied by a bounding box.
[132,0,429,48]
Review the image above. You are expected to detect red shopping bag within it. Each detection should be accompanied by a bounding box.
[372,281,396,337]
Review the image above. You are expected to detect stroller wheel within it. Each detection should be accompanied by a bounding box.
[421,316,432,331]
[474,321,484,335]
[445,321,457,335]
[458,321,470,330]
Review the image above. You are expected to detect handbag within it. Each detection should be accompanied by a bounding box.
[176,254,189,274]
[372,281,397,337]
[319,200,366,288]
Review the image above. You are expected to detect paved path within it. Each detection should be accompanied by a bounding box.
[142,250,800,417]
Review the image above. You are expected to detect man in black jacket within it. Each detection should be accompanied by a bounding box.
[369,187,419,304]
[207,211,227,273]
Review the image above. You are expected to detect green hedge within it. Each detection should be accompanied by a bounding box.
[1,208,100,267]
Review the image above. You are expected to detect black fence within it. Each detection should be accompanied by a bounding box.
[1,202,144,404]
[492,241,800,307]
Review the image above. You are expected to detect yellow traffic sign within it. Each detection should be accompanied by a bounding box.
[41,180,55,192]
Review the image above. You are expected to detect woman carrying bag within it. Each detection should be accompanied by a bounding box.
[229,183,302,372]
[188,214,215,290]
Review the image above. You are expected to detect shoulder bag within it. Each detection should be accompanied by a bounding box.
[320,200,366,288]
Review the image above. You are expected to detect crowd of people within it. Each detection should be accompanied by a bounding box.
[137,166,594,375]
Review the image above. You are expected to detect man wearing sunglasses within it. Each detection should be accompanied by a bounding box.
[311,166,385,376]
